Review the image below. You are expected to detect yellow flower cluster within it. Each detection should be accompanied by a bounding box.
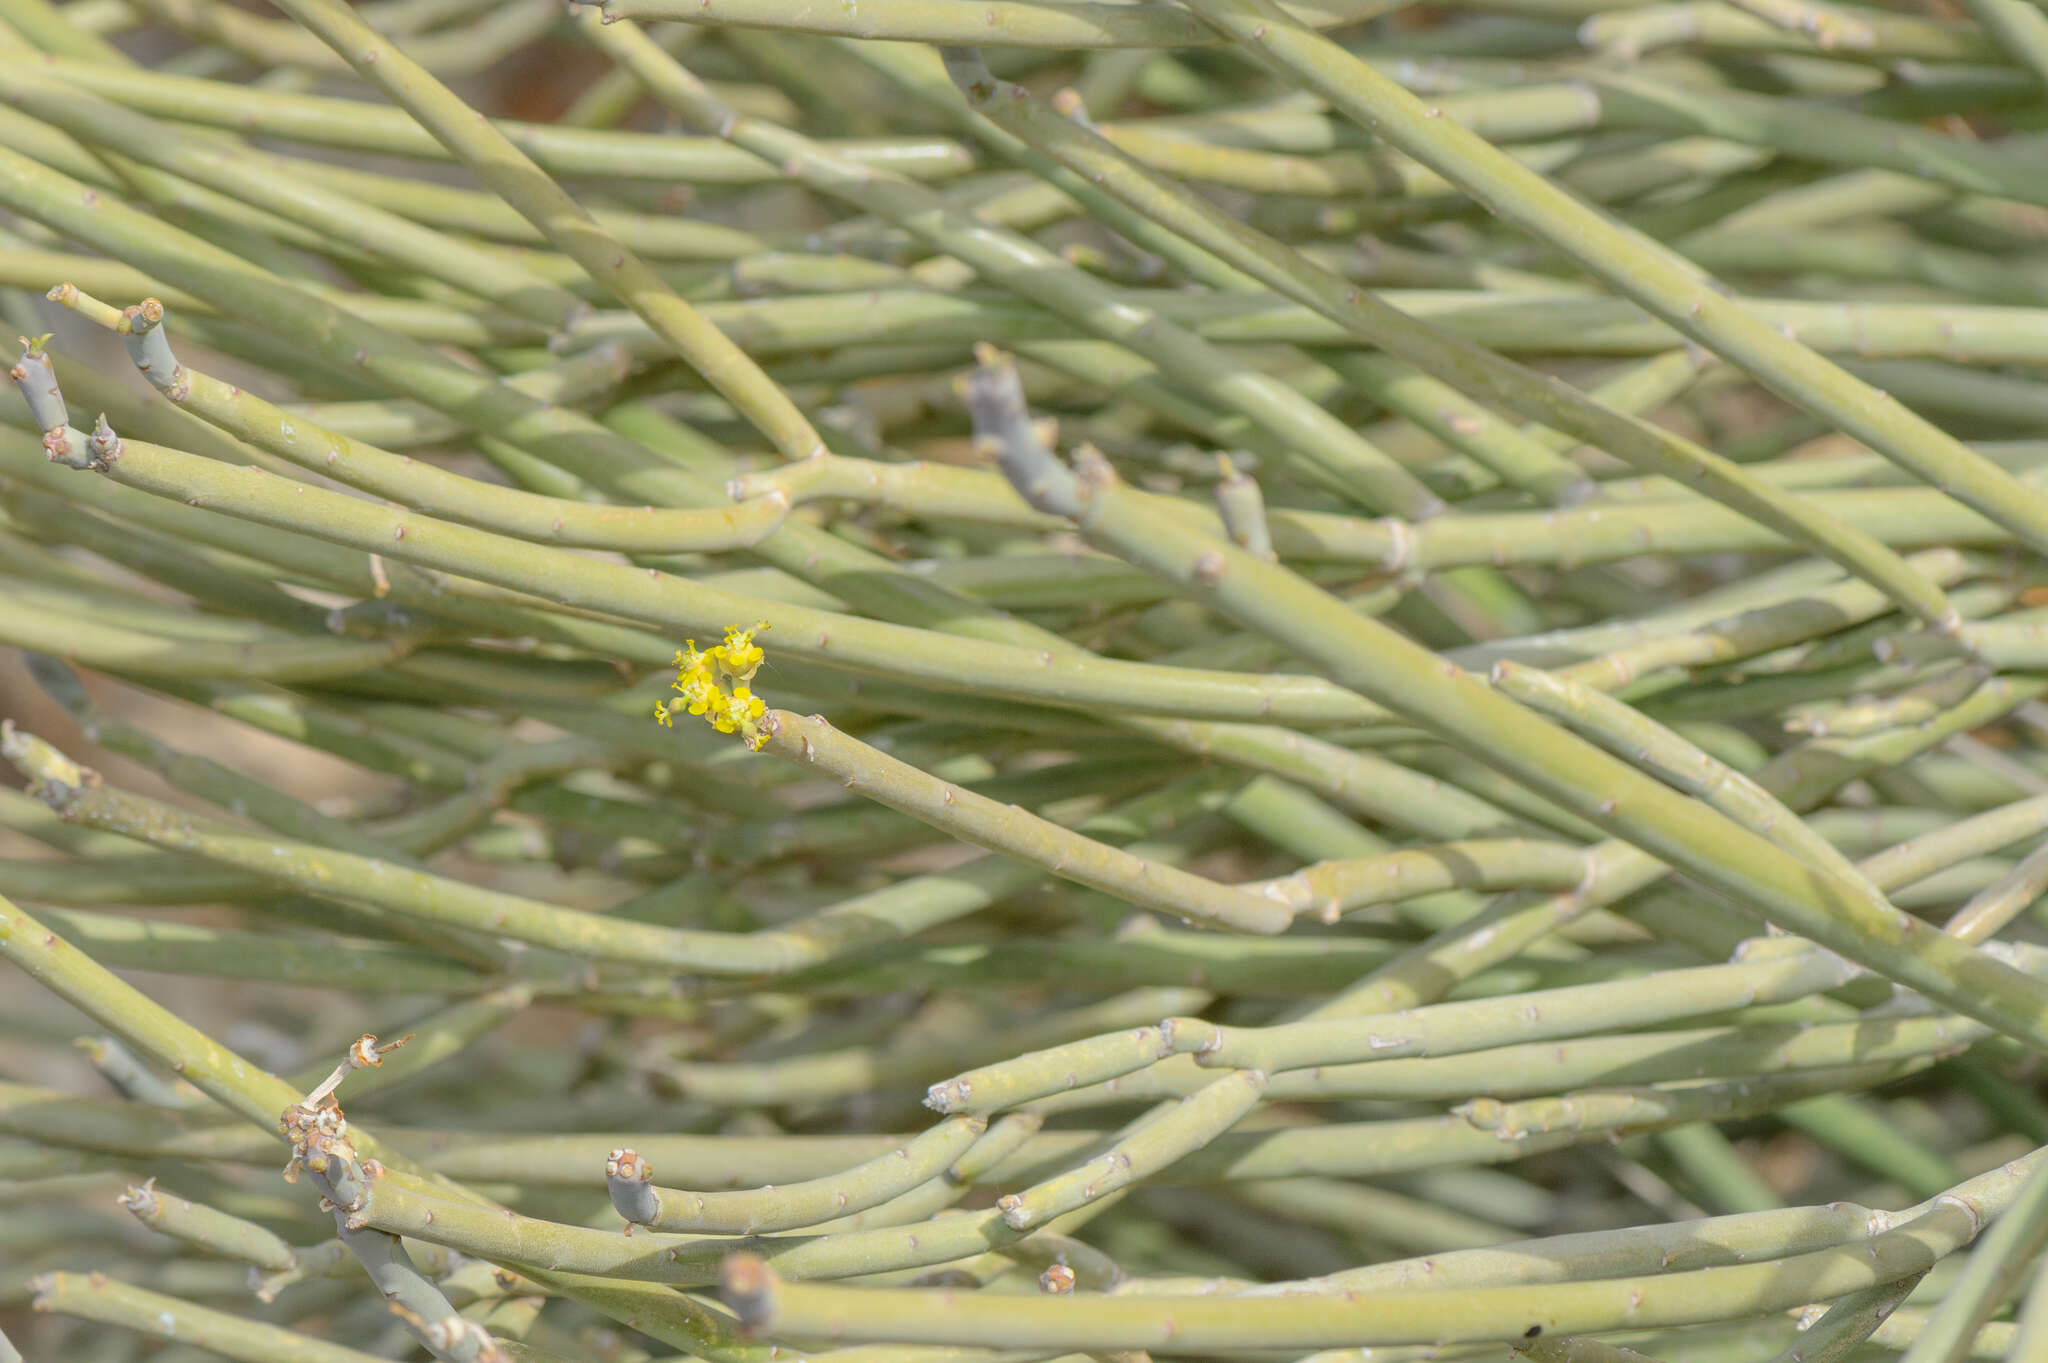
[654,622,772,750]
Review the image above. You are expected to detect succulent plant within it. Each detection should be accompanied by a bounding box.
[6,0,2048,1359]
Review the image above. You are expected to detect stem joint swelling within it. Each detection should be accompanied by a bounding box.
[10,334,119,471]
[281,1040,510,1363]
[1,720,102,808]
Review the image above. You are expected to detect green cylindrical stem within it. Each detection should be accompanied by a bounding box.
[118,1179,297,1270]
[1770,1275,1926,1363]
[0,71,589,329]
[615,25,1439,516]
[331,1218,489,1363]
[1943,841,2048,945]
[925,940,1854,1110]
[1212,455,1275,559]
[759,711,1290,934]
[9,427,1394,728]
[2010,1253,2048,1363]
[1,725,815,972]
[577,0,1403,47]
[615,1116,987,1233]
[1489,660,1875,891]
[64,296,790,554]
[714,1148,2024,1347]
[30,1272,392,1363]
[941,53,1959,632]
[976,413,2048,1049]
[1252,838,1589,920]
[995,1070,1266,1229]
[1180,0,2048,579]
[1896,1144,2048,1363]
[6,333,63,432]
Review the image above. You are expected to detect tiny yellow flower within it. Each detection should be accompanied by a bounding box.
[675,671,713,717]
[729,684,766,722]
[720,621,768,679]
[654,622,773,750]
[717,686,771,751]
